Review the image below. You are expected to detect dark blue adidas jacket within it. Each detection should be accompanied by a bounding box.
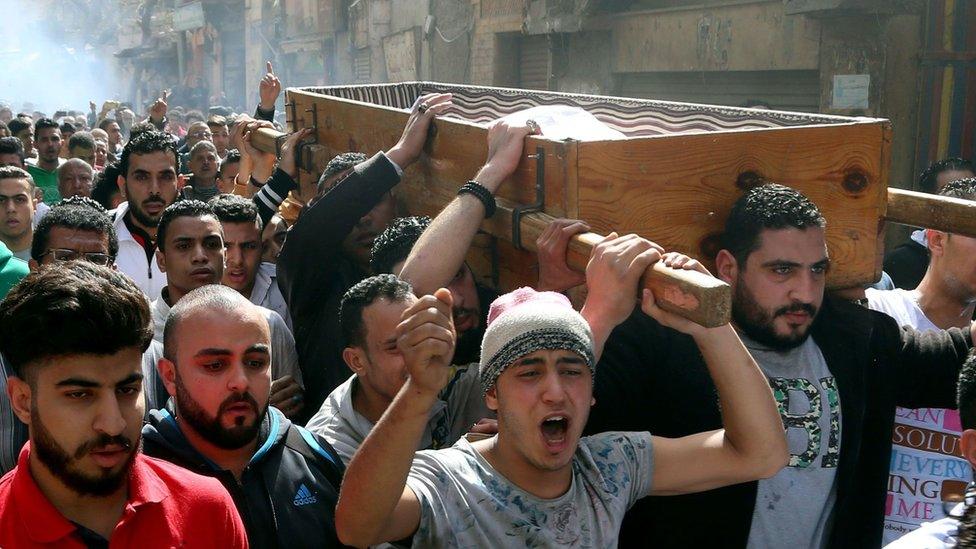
[142,407,345,548]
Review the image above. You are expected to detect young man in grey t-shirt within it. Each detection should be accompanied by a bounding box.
[334,224,789,547]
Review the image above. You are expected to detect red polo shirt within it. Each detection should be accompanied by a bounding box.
[0,443,249,548]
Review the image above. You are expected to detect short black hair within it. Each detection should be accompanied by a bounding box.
[98,118,119,131]
[219,149,241,177]
[0,261,152,379]
[370,216,431,274]
[68,131,95,151]
[0,136,24,163]
[722,183,826,264]
[318,152,367,195]
[958,351,976,431]
[7,118,30,137]
[34,117,59,133]
[31,196,118,261]
[119,130,180,177]
[210,193,262,230]
[156,199,214,252]
[938,177,976,202]
[91,162,122,210]
[918,157,974,194]
[128,122,157,141]
[59,120,77,134]
[339,274,413,348]
[0,165,34,189]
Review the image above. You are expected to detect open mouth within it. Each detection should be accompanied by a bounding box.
[540,415,569,448]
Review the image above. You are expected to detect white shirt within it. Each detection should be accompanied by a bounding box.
[111,202,167,297]
[249,262,291,331]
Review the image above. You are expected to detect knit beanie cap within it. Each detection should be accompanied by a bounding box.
[478,287,595,395]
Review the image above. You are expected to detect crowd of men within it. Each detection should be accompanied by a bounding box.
[0,61,974,549]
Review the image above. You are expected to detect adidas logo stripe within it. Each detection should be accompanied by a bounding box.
[293,483,318,506]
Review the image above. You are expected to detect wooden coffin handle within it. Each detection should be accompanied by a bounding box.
[496,206,732,328]
[886,188,976,237]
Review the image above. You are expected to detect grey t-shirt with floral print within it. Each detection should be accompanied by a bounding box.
[404,431,654,548]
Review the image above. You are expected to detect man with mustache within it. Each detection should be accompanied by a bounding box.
[0,261,248,547]
[111,131,181,297]
[152,200,304,418]
[0,166,36,262]
[142,284,345,548]
[585,184,976,547]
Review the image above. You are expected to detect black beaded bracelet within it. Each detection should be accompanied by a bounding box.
[458,181,497,218]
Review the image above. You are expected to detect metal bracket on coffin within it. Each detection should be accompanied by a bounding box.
[512,147,546,251]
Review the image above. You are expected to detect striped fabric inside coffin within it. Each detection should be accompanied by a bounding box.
[300,82,851,138]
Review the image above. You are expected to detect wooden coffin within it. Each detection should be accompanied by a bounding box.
[284,82,891,291]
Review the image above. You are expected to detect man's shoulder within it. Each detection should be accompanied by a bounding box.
[137,454,230,504]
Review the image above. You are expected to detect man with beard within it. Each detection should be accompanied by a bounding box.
[112,131,181,297]
[25,118,64,204]
[584,184,976,547]
[0,261,248,547]
[152,200,305,419]
[335,241,788,546]
[142,284,345,548]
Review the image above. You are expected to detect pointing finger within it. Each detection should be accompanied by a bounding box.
[266,61,274,75]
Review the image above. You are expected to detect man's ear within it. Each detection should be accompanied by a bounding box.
[342,347,368,377]
[961,429,976,470]
[27,258,39,272]
[926,229,948,257]
[155,248,166,273]
[177,174,187,191]
[484,385,499,412]
[158,358,177,397]
[7,376,32,426]
[116,174,126,197]
[715,249,738,285]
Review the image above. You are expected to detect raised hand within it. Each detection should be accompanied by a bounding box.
[385,93,453,170]
[396,289,457,396]
[473,118,540,192]
[149,90,169,124]
[640,252,717,336]
[581,233,663,355]
[259,61,281,112]
[278,128,315,179]
[536,218,590,292]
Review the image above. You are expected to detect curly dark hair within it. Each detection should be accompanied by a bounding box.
[91,162,122,210]
[156,199,215,252]
[0,136,25,164]
[0,261,153,380]
[370,216,432,274]
[919,157,974,194]
[119,130,180,177]
[210,193,262,230]
[938,177,976,202]
[339,274,413,349]
[31,196,118,261]
[317,152,367,195]
[34,117,59,133]
[721,183,826,264]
